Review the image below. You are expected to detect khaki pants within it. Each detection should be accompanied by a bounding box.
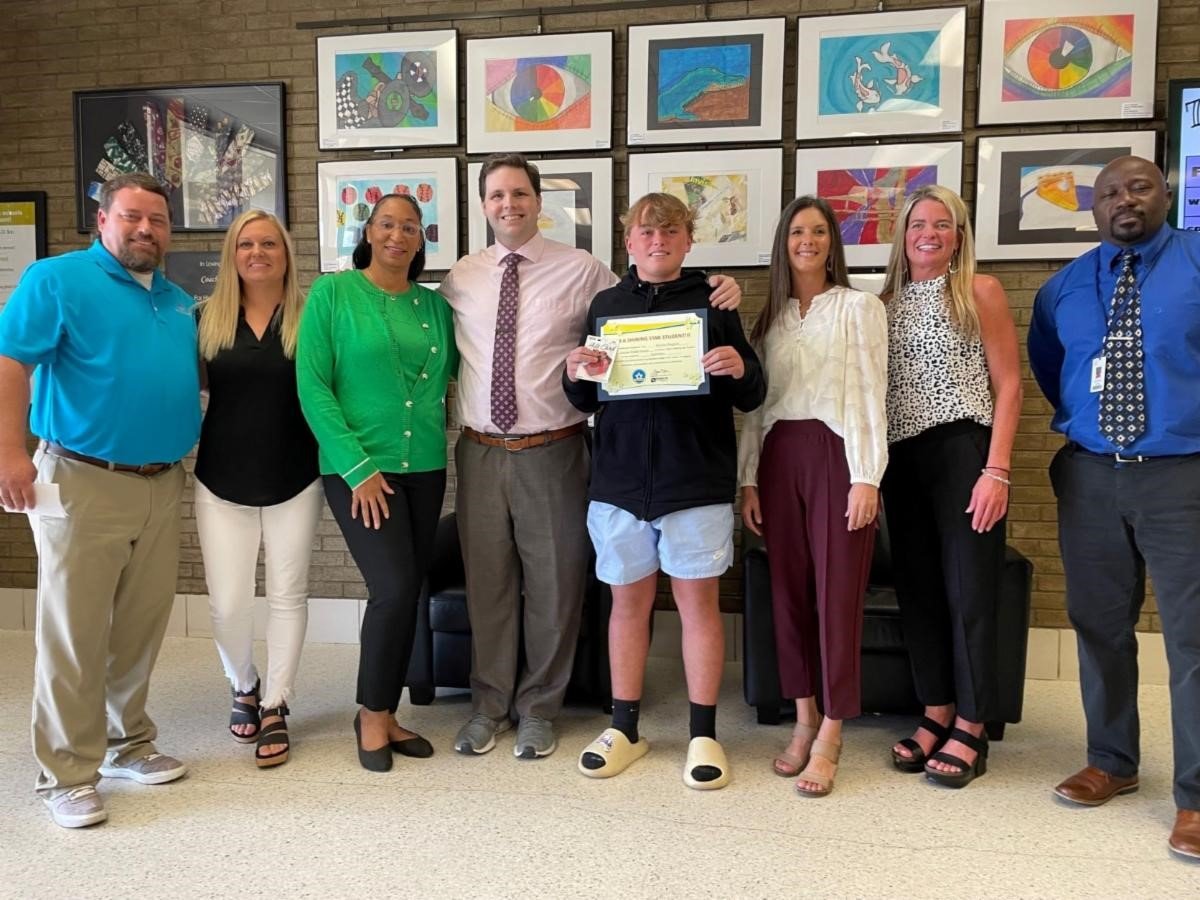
[31,449,184,799]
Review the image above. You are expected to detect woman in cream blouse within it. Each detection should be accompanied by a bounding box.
[739,195,888,797]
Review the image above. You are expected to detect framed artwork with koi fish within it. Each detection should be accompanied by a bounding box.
[978,0,1156,125]
[73,83,287,232]
[316,158,458,273]
[465,31,613,154]
[796,7,965,141]
[625,18,785,147]
[316,30,458,150]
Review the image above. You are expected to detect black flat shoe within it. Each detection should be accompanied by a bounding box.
[925,728,988,788]
[353,712,393,772]
[891,715,952,773]
[391,735,434,758]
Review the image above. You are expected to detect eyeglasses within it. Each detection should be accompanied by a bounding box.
[116,211,170,229]
[373,222,423,237]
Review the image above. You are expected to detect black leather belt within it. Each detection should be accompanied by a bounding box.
[1068,442,1196,464]
[43,441,177,476]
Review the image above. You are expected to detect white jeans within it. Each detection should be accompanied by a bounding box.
[194,478,324,708]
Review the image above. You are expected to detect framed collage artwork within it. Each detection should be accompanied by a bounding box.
[316,158,458,273]
[467,157,613,267]
[795,7,966,141]
[627,149,782,268]
[625,18,785,146]
[1166,78,1200,233]
[978,0,1156,125]
[316,30,458,150]
[465,31,613,153]
[974,130,1157,261]
[795,141,963,269]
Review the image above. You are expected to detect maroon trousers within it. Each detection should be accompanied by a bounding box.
[758,420,874,719]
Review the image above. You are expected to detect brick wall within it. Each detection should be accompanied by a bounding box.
[1,0,1196,628]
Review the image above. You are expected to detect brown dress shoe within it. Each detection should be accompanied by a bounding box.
[1169,809,1200,861]
[1053,766,1139,806]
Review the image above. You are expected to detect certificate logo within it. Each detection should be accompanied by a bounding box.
[631,368,646,383]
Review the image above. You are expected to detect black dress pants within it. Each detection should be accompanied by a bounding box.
[1050,444,1200,810]
[324,470,446,714]
[880,420,1005,723]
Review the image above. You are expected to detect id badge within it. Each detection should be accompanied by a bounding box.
[1090,356,1106,392]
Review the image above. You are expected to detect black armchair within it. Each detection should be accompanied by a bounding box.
[741,510,1033,740]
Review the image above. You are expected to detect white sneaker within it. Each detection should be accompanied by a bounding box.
[99,752,187,785]
[44,786,108,828]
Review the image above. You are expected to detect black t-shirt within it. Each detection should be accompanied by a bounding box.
[195,310,320,506]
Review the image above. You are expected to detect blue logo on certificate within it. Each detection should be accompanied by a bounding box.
[632,369,646,383]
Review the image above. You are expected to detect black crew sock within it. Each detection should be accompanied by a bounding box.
[611,698,641,744]
[689,702,717,740]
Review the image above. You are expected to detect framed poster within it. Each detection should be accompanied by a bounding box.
[978,0,1156,125]
[467,157,613,266]
[975,131,1157,261]
[795,142,963,269]
[74,83,287,232]
[626,18,785,146]
[165,251,222,305]
[465,31,613,153]
[0,191,47,306]
[317,30,457,150]
[1166,78,1200,233]
[627,148,782,269]
[316,158,458,273]
[796,6,965,141]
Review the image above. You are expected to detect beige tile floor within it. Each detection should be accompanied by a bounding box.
[1,630,1197,898]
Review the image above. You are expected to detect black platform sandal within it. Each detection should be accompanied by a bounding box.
[255,704,290,769]
[924,728,988,788]
[229,679,261,744]
[891,715,951,773]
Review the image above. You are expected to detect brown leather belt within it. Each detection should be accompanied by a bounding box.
[43,441,177,477]
[461,422,585,452]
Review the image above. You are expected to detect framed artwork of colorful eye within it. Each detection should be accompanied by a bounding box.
[977,0,1156,125]
[465,31,613,154]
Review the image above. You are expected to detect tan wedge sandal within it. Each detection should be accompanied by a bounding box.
[773,721,819,777]
[794,738,841,797]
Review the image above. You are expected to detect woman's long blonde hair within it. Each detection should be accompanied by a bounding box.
[198,210,302,360]
[881,184,980,337]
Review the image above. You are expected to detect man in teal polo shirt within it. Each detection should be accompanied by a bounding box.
[0,173,201,828]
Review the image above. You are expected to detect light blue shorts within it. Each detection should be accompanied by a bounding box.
[587,501,734,586]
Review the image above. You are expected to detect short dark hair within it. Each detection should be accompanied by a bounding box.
[98,173,171,215]
[477,153,541,199]
[351,193,426,280]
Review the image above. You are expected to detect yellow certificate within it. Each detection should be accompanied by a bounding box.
[597,309,709,399]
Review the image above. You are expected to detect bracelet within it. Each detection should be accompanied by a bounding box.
[983,465,1010,475]
[980,469,1011,487]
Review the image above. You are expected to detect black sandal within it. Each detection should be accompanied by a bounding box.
[891,715,952,773]
[229,679,261,744]
[924,728,988,788]
[255,704,290,768]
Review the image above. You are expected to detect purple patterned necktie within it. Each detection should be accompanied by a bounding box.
[490,252,523,432]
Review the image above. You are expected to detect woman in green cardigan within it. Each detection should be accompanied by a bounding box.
[297,193,458,772]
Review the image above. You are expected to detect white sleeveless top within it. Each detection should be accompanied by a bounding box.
[885,274,993,444]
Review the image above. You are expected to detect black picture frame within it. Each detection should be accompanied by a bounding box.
[1166,78,1200,233]
[73,82,287,233]
[0,190,48,305]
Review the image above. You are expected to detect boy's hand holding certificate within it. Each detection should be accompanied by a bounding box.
[571,335,620,384]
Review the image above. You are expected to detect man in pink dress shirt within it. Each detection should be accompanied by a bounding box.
[439,154,740,759]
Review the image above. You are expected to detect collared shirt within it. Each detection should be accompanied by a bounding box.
[1028,225,1200,456]
[439,232,618,434]
[738,286,889,487]
[0,240,200,464]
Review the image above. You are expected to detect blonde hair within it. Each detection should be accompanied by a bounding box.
[882,185,980,337]
[621,192,695,239]
[199,211,302,360]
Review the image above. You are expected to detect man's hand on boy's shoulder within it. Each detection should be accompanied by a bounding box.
[702,345,745,380]
[706,274,741,310]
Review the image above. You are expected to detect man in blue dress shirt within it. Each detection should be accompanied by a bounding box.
[1029,155,1200,861]
[0,174,201,828]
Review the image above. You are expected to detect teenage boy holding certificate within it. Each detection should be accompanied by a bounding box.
[563,193,764,789]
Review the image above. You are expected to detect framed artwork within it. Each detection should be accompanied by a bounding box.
[467,157,613,267]
[316,30,457,150]
[978,0,1156,125]
[625,18,785,146]
[795,142,963,269]
[848,272,887,296]
[627,149,783,268]
[316,158,458,273]
[465,31,613,153]
[1166,79,1200,232]
[974,131,1157,261]
[74,83,287,232]
[795,7,965,141]
[0,191,47,306]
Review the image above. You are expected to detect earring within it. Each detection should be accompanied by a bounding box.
[825,255,834,273]
[947,249,960,275]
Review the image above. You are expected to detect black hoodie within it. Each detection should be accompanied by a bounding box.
[562,267,765,521]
